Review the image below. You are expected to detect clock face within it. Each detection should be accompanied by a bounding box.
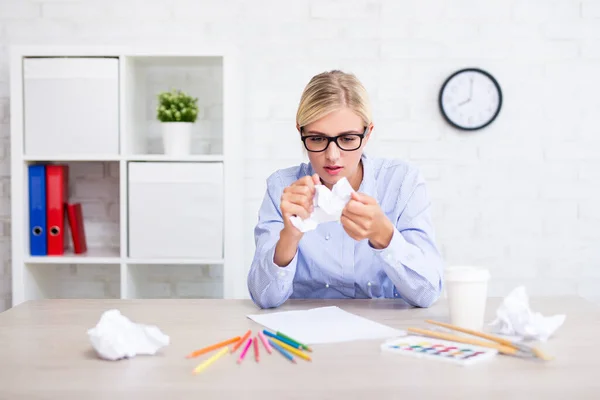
[439,68,502,131]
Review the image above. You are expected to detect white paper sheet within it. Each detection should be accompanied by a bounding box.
[247,306,405,344]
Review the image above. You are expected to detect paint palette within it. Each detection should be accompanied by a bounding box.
[381,335,498,366]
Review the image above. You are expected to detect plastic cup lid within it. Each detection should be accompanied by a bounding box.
[444,266,490,282]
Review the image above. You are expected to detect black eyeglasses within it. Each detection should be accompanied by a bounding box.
[300,127,367,152]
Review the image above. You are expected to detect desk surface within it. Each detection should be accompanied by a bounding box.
[0,297,599,399]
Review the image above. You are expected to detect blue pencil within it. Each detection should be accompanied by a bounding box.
[268,339,296,363]
[263,330,303,350]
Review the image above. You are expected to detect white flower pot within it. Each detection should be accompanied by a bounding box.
[161,122,193,156]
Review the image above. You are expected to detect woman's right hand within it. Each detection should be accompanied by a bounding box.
[280,173,320,238]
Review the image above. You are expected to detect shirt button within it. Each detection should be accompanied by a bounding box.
[325,284,329,288]
[367,282,372,286]
[278,271,286,277]
[325,234,330,240]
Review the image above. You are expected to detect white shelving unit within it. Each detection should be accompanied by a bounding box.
[10,45,244,306]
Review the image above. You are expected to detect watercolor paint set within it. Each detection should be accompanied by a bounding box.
[381,335,498,366]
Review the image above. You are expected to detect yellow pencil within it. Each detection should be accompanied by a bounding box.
[270,337,312,362]
[192,347,229,375]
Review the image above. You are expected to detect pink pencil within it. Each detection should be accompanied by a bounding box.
[237,338,253,364]
[258,331,272,354]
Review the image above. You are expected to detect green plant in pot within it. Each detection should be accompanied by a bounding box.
[157,89,199,156]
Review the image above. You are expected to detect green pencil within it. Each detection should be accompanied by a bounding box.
[276,331,312,352]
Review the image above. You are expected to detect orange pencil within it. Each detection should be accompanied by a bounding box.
[231,329,252,353]
[186,336,241,358]
[254,336,260,362]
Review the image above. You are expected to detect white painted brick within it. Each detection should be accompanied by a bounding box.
[512,0,580,23]
[478,144,544,162]
[107,162,119,179]
[0,99,7,123]
[581,40,600,59]
[241,0,309,21]
[308,39,380,60]
[409,142,478,162]
[107,203,119,222]
[73,180,119,200]
[579,203,600,220]
[68,162,105,179]
[109,0,172,20]
[380,0,446,23]
[41,2,111,19]
[0,1,40,18]
[310,0,379,20]
[478,23,541,40]
[172,0,243,20]
[540,182,599,200]
[445,1,512,20]
[579,162,600,181]
[79,201,108,221]
[382,41,445,60]
[581,1,600,18]
[410,22,479,41]
[511,40,579,60]
[542,22,600,40]
[544,142,600,161]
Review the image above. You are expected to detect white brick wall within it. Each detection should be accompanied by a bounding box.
[1,0,599,310]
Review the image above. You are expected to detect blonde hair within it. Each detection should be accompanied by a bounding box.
[296,70,372,130]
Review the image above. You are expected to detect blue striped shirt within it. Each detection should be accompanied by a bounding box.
[247,153,445,309]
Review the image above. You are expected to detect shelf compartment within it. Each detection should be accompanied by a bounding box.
[123,55,223,156]
[127,161,223,259]
[23,57,120,157]
[24,263,120,300]
[23,160,121,259]
[125,264,223,299]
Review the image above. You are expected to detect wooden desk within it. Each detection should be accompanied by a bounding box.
[0,297,598,399]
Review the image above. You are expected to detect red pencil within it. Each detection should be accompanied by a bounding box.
[254,336,260,362]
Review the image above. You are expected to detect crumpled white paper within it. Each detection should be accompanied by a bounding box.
[87,309,170,361]
[488,286,566,342]
[289,177,354,232]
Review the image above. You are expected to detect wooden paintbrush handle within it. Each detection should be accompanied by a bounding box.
[407,327,518,356]
[425,319,515,347]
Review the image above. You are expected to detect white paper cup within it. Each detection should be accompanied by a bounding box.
[444,266,490,331]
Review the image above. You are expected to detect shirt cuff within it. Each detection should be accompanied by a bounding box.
[264,244,298,286]
[371,227,419,268]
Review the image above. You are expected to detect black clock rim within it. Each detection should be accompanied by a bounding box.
[438,67,503,131]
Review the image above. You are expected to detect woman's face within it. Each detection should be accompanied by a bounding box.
[300,107,372,190]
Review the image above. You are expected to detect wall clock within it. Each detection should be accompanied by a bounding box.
[438,68,502,131]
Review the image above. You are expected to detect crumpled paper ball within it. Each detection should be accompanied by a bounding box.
[87,309,170,361]
[488,286,566,342]
[289,177,354,232]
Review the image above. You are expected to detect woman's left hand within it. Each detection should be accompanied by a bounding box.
[341,192,394,249]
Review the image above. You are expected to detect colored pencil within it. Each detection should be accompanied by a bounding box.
[269,339,296,363]
[270,337,312,362]
[231,329,252,353]
[237,338,253,364]
[263,330,302,350]
[258,331,272,354]
[192,347,229,375]
[253,336,259,362]
[276,331,312,352]
[185,336,241,358]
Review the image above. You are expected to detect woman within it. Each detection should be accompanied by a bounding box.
[247,70,444,309]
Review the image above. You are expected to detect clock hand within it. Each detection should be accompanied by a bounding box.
[458,98,470,106]
[469,77,473,99]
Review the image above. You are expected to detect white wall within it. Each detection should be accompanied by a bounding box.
[1,0,599,311]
